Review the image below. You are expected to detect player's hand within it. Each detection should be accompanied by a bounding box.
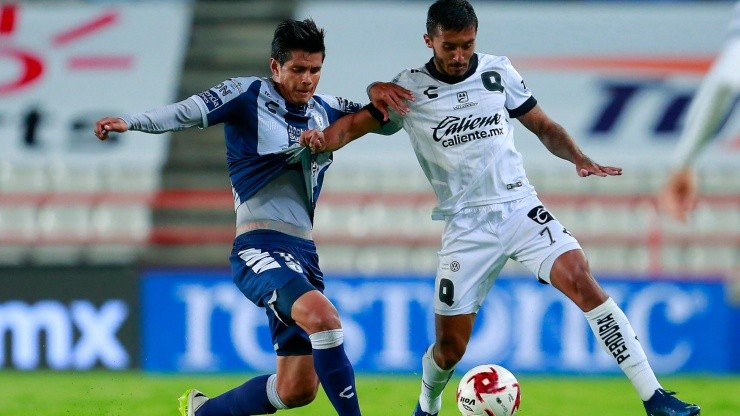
[300,129,326,153]
[659,168,697,222]
[94,117,128,140]
[368,82,414,121]
[575,154,622,177]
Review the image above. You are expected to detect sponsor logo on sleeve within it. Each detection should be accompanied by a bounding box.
[336,96,361,112]
[197,89,224,112]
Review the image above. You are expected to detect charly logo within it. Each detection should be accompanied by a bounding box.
[339,385,355,399]
[457,91,469,103]
[265,100,279,114]
[527,205,554,224]
[423,86,439,99]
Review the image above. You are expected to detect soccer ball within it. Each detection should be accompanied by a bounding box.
[456,364,521,416]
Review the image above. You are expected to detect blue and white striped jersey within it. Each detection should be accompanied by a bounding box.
[188,76,362,233]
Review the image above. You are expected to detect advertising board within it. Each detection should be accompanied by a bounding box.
[0,2,190,168]
[141,270,735,374]
[0,266,139,370]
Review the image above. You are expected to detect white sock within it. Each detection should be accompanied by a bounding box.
[585,298,661,401]
[418,344,455,414]
[308,329,344,349]
[266,374,288,410]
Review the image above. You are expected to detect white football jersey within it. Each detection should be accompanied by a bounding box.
[387,53,538,219]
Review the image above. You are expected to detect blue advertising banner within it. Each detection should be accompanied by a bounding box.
[142,270,735,374]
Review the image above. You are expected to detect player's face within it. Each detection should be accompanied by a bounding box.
[424,25,477,77]
[270,50,323,106]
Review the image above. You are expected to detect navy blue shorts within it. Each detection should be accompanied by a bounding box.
[229,230,325,356]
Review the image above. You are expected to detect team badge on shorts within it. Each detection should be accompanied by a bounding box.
[527,205,554,224]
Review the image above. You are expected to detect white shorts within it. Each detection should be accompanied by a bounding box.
[434,195,581,315]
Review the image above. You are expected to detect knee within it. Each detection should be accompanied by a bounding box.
[279,378,319,408]
[552,252,607,310]
[291,292,342,334]
[434,339,467,370]
[298,306,341,334]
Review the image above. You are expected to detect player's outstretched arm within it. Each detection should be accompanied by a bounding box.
[518,105,622,177]
[93,98,203,142]
[94,117,128,141]
[300,108,381,153]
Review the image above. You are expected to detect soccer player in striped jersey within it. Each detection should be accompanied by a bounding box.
[94,18,411,416]
[300,1,700,416]
[661,0,740,222]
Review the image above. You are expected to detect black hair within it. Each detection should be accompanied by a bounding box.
[426,0,478,36]
[271,18,326,65]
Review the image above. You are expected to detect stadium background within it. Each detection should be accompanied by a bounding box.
[0,0,738,413]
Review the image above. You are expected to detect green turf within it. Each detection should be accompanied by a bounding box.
[0,371,737,415]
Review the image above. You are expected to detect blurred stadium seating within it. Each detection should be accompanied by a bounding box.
[2,157,737,279]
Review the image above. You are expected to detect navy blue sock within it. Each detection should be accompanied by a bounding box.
[311,331,361,416]
[197,374,276,416]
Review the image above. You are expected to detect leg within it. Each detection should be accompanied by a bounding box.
[550,249,661,399]
[188,234,357,416]
[414,313,476,416]
[413,206,508,416]
[510,200,662,402]
[549,250,699,415]
[548,249,607,312]
[505,198,699,415]
[193,355,318,416]
[191,280,354,415]
[291,290,361,416]
[275,355,320,407]
[432,313,476,370]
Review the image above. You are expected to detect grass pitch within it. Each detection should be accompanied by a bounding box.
[0,371,737,415]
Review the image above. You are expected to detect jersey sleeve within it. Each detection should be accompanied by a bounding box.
[500,57,537,118]
[361,102,404,136]
[371,71,411,132]
[120,97,203,133]
[191,77,260,128]
[314,94,364,125]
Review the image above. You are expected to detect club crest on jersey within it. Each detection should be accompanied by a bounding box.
[308,110,325,131]
[453,91,479,110]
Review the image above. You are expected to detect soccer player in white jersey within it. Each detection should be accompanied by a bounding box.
[300,1,700,415]
[94,19,410,416]
[660,0,740,222]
